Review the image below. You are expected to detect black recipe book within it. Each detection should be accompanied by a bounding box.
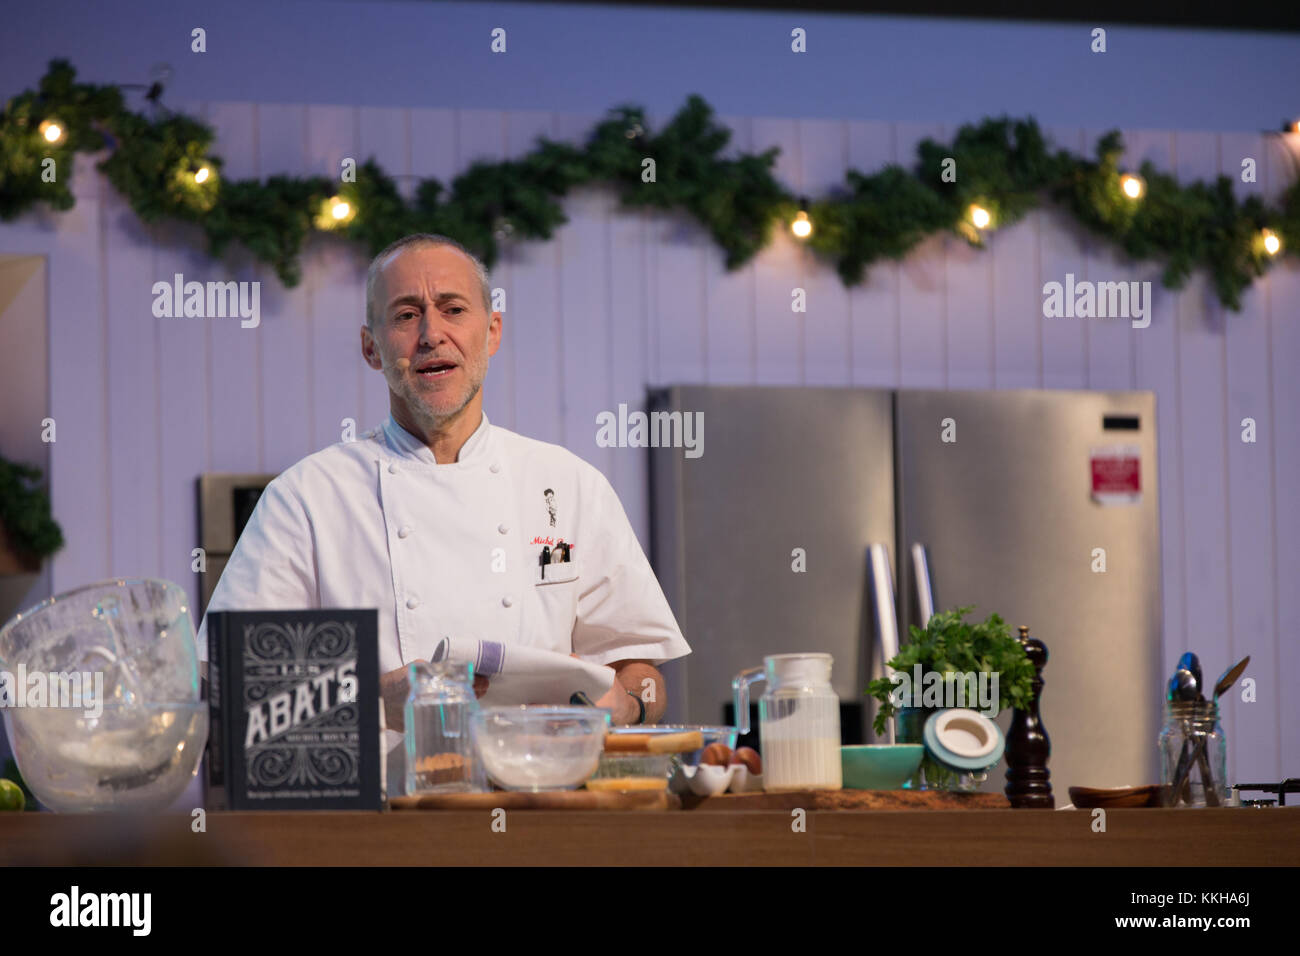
[205,608,383,810]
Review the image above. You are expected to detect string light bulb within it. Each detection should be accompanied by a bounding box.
[791,208,812,239]
[968,204,991,230]
[171,158,218,211]
[315,195,357,230]
[38,119,65,145]
[1260,228,1282,256]
[1120,172,1146,200]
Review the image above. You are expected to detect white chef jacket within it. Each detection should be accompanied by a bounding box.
[196,412,691,685]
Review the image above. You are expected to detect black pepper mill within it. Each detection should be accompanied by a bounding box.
[1004,625,1054,808]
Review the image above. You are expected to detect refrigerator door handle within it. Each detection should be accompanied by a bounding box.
[867,544,900,672]
[868,544,901,744]
[911,542,936,628]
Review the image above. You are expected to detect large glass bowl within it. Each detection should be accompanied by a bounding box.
[472,706,608,791]
[0,578,207,812]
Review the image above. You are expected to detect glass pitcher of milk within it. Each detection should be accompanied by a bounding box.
[733,654,842,791]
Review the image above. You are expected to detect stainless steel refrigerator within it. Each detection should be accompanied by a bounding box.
[648,385,1162,798]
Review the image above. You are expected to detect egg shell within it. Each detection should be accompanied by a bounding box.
[687,763,737,796]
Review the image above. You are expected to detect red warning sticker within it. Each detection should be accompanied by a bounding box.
[1091,445,1141,504]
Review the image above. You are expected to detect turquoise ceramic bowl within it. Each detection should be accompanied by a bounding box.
[840,744,925,790]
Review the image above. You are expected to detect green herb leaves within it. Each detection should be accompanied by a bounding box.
[867,606,1034,737]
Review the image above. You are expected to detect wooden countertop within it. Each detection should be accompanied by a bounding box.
[3,805,1298,866]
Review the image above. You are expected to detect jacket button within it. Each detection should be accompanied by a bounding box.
[406,596,420,610]
[501,596,513,608]
[490,463,501,474]
[388,463,398,475]
[397,526,411,539]
[498,523,509,535]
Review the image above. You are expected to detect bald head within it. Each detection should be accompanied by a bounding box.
[359,237,503,448]
[365,234,492,329]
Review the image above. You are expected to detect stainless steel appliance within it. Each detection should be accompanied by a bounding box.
[196,473,276,617]
[649,385,1162,796]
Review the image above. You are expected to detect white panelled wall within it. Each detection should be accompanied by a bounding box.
[2,103,1296,784]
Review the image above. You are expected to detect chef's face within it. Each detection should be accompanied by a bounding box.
[362,244,501,431]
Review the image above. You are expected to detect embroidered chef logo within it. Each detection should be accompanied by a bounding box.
[543,488,557,527]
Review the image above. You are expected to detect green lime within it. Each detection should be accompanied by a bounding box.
[0,778,26,811]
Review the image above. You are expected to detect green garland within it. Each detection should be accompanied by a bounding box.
[2,59,1297,310]
[0,454,63,560]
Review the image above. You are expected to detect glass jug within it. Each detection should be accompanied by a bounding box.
[404,658,487,794]
[733,653,842,791]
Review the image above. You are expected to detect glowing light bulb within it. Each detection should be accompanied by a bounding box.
[791,210,812,239]
[314,196,356,230]
[39,119,64,144]
[969,205,991,230]
[194,166,210,184]
[1121,173,1145,199]
[1261,229,1281,256]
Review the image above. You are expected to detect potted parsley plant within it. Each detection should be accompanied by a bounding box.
[867,606,1035,791]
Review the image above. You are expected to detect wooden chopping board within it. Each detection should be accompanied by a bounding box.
[684,789,1012,810]
[390,789,680,811]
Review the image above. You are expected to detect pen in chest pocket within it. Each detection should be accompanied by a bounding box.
[538,542,572,579]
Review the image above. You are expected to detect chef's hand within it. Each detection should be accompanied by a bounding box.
[574,654,640,725]
[594,683,639,725]
[380,665,410,733]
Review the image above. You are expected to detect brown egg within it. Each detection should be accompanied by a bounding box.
[701,743,733,766]
[730,746,762,775]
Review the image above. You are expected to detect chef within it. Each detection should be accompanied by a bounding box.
[196,233,691,767]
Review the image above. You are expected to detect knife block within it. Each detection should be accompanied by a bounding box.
[1004,626,1054,808]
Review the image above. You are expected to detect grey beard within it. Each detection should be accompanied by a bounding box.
[406,378,481,432]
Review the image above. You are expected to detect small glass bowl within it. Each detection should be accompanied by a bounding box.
[589,752,673,789]
[603,724,738,767]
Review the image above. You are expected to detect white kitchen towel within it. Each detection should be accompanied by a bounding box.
[430,636,617,705]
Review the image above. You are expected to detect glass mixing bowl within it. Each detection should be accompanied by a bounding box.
[472,706,608,791]
[0,578,207,812]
